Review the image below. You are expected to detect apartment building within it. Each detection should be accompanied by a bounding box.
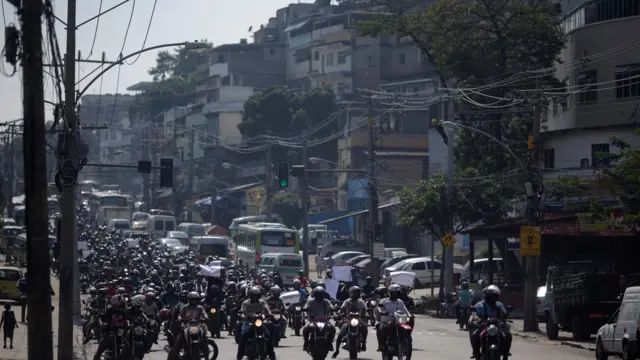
[543,0,640,178]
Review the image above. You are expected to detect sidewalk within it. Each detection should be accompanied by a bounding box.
[0,272,86,360]
[510,319,596,352]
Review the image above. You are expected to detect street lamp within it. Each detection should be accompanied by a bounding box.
[221,162,262,183]
[308,157,337,165]
[77,41,209,100]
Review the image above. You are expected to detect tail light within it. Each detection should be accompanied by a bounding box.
[255,253,260,262]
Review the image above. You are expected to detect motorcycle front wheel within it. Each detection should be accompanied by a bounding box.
[206,338,219,360]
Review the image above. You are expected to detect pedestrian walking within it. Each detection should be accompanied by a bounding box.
[0,303,18,349]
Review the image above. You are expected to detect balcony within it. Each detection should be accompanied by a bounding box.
[312,26,349,42]
[209,62,229,77]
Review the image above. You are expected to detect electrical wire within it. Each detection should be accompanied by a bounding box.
[125,0,157,65]
[108,0,136,125]
[84,0,104,59]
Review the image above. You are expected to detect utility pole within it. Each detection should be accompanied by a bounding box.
[523,81,543,331]
[7,124,15,218]
[187,127,195,222]
[59,0,79,359]
[301,142,310,276]
[21,1,54,360]
[142,123,150,211]
[265,144,273,217]
[443,97,455,295]
[367,98,380,282]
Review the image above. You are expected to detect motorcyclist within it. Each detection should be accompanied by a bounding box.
[83,287,102,344]
[292,279,308,299]
[332,286,367,358]
[303,286,335,352]
[127,294,150,320]
[375,284,412,352]
[325,269,333,280]
[296,270,309,288]
[92,295,129,360]
[456,282,473,323]
[161,283,180,309]
[168,291,189,346]
[362,277,376,296]
[167,291,209,360]
[265,285,288,338]
[272,271,284,289]
[236,286,276,360]
[336,282,350,302]
[469,285,511,360]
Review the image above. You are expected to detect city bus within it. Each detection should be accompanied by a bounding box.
[228,214,282,237]
[89,191,130,223]
[234,224,300,269]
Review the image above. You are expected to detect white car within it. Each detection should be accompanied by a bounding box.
[536,285,547,320]
[383,257,464,287]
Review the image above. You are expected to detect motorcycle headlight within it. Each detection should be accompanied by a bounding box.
[295,306,301,311]
[487,325,499,337]
[370,301,376,306]
[316,322,326,329]
[397,317,407,324]
[274,314,281,320]
[350,318,359,326]
[117,329,124,336]
[210,308,216,314]
[255,319,263,327]
[134,326,144,335]
[189,327,199,334]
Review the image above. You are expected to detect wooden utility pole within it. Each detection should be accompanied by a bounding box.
[21,1,54,360]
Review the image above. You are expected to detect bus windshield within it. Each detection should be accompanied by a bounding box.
[200,243,228,257]
[261,231,296,247]
[101,196,127,206]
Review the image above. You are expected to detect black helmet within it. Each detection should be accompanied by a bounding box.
[313,286,326,301]
[248,286,261,298]
[349,286,361,299]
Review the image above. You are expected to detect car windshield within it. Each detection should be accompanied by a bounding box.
[162,239,181,247]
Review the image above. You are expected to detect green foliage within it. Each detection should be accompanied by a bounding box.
[129,41,212,119]
[239,86,338,161]
[397,169,508,238]
[359,0,565,177]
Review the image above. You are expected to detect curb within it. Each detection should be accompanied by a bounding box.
[560,341,596,352]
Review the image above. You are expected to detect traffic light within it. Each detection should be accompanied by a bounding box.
[159,158,174,188]
[291,165,305,178]
[137,160,152,174]
[278,162,289,188]
[373,223,382,243]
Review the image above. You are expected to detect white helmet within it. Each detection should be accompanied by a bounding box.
[483,284,501,295]
[131,294,145,307]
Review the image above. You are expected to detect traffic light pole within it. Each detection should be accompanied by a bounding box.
[300,143,310,276]
[367,99,380,283]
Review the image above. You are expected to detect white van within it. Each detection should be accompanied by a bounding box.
[596,286,640,358]
[146,215,176,237]
[177,223,207,239]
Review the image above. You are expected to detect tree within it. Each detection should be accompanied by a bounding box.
[396,168,507,239]
[359,0,565,174]
[129,41,212,119]
[239,86,338,162]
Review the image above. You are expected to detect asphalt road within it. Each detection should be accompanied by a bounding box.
[81,316,593,360]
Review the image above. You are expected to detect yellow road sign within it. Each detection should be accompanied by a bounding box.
[520,226,541,256]
[440,232,456,248]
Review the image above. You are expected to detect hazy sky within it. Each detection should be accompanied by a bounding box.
[0,0,307,123]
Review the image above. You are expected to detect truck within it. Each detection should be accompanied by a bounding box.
[545,261,622,341]
[97,206,132,227]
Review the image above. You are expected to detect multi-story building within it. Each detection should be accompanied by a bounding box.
[543,0,640,178]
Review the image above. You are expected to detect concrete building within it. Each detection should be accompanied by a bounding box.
[543,0,640,178]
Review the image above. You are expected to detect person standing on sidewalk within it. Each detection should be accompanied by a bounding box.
[0,303,18,348]
[16,273,27,323]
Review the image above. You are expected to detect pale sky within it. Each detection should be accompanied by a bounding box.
[0,0,308,123]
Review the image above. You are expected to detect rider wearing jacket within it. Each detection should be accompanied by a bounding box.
[236,286,276,360]
[167,292,209,360]
[264,285,288,338]
[469,285,512,359]
[375,284,412,352]
[92,295,129,360]
[332,286,368,358]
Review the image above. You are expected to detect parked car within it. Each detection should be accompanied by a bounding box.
[318,239,366,259]
[346,254,370,267]
[596,286,640,359]
[379,254,419,274]
[325,251,365,269]
[383,257,464,288]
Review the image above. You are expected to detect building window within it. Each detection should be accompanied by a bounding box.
[314,51,319,61]
[326,53,334,66]
[577,70,598,103]
[398,52,406,64]
[615,64,640,98]
[544,148,555,169]
[591,143,610,168]
[552,98,559,116]
[337,50,350,64]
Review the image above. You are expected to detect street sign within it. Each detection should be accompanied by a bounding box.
[520,226,541,256]
[373,243,385,258]
[440,232,456,248]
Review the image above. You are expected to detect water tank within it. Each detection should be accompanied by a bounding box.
[239,38,247,44]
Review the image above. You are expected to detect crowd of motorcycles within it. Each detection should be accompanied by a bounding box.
[74,227,513,360]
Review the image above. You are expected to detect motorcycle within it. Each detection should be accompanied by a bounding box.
[307,317,332,360]
[268,311,282,347]
[104,321,130,360]
[131,318,147,360]
[245,314,268,360]
[207,306,222,338]
[341,312,364,360]
[287,302,304,336]
[146,317,160,352]
[179,319,219,360]
[378,306,412,360]
[366,298,377,326]
[480,318,509,360]
[225,298,237,336]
